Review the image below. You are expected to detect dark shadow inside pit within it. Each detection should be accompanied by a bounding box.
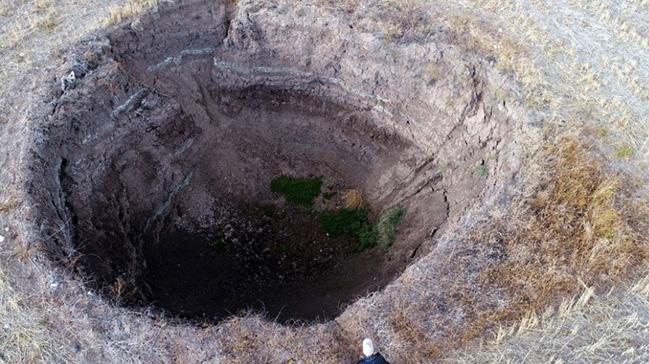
[143,202,395,322]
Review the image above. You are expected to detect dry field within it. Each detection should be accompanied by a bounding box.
[1,0,648,362]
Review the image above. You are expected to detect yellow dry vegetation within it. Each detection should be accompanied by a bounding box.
[465,136,647,347]
[105,0,158,25]
[0,267,50,363]
[342,189,364,209]
[0,197,21,213]
[449,273,649,363]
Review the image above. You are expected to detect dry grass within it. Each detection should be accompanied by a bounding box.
[492,137,641,275]
[0,0,124,123]
[448,273,649,363]
[0,266,52,363]
[389,310,443,358]
[469,136,647,328]
[30,11,58,33]
[437,0,649,160]
[0,4,10,17]
[342,189,363,209]
[365,6,649,356]
[30,0,57,33]
[105,0,158,25]
[0,197,20,213]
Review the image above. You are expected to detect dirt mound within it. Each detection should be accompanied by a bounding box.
[28,0,522,326]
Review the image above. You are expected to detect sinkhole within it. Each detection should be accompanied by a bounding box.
[29,0,518,324]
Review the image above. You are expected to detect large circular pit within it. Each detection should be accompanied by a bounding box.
[29,0,521,324]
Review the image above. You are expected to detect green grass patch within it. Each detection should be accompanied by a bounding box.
[376,205,405,247]
[358,225,379,251]
[320,207,377,251]
[320,205,405,251]
[473,164,489,177]
[320,207,370,237]
[270,175,323,207]
[269,175,404,251]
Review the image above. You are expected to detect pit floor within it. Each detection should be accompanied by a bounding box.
[143,203,397,323]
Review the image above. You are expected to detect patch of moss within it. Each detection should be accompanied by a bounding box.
[319,207,369,237]
[270,175,323,207]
